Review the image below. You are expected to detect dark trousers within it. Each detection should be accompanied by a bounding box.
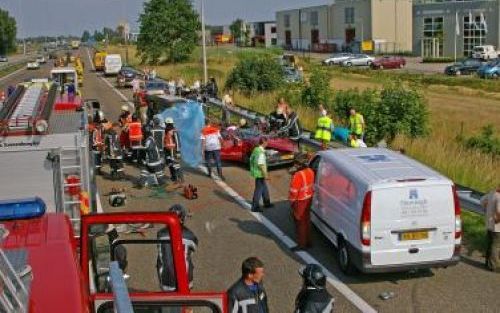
[204,150,222,177]
[109,158,124,177]
[92,151,102,169]
[486,230,500,272]
[252,178,270,210]
[165,149,179,181]
[292,199,312,248]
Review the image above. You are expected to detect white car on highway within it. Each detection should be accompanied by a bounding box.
[310,148,461,274]
[341,54,375,67]
[322,53,353,66]
[36,56,46,64]
[27,61,40,70]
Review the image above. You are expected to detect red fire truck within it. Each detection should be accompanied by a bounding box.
[0,197,227,312]
[0,79,95,233]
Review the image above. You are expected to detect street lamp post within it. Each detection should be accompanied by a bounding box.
[201,0,208,84]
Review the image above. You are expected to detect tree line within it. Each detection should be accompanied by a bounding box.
[0,8,17,54]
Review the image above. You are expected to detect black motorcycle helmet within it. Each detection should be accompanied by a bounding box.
[168,204,188,224]
[299,264,326,288]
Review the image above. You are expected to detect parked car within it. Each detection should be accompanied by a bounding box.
[221,128,298,167]
[116,66,137,88]
[26,61,40,70]
[477,59,500,79]
[144,79,168,96]
[36,56,46,64]
[323,53,353,66]
[341,54,375,67]
[444,58,482,76]
[0,55,7,62]
[309,148,461,275]
[471,45,498,60]
[283,67,303,83]
[371,56,406,69]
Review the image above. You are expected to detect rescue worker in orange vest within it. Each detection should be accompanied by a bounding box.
[90,113,105,175]
[289,154,315,251]
[164,117,182,182]
[119,105,132,159]
[128,114,143,163]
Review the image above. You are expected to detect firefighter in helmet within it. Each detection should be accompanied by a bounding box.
[138,126,166,187]
[294,264,334,313]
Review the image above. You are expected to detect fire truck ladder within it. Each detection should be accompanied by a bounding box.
[0,247,32,313]
[58,141,90,233]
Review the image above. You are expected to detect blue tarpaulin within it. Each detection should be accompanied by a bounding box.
[158,100,205,167]
[333,127,350,144]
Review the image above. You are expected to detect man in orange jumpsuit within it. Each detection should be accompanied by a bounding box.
[289,155,315,251]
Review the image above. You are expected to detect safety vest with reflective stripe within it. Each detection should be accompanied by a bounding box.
[289,168,315,201]
[314,116,332,142]
[349,113,364,136]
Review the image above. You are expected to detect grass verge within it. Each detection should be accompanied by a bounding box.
[0,63,24,78]
[462,211,487,255]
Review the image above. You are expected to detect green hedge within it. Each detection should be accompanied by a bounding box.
[422,57,455,63]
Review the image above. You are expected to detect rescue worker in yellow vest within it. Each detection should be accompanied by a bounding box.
[289,155,315,251]
[349,108,365,139]
[314,109,333,150]
[349,133,367,148]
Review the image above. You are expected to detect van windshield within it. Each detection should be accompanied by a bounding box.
[473,47,484,52]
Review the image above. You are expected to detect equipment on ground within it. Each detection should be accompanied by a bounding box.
[108,188,126,207]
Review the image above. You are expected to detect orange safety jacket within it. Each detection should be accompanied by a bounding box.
[164,129,177,150]
[289,168,315,201]
[128,122,143,142]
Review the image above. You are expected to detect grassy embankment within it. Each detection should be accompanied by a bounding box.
[0,62,24,78]
[106,44,498,253]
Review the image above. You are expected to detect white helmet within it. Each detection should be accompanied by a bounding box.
[121,105,129,111]
[165,117,174,124]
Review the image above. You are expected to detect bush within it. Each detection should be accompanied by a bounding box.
[422,57,455,63]
[225,56,284,93]
[301,65,332,107]
[330,83,429,145]
[461,125,500,157]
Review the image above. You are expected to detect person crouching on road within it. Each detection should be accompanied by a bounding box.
[289,155,315,251]
[481,185,500,272]
[103,122,125,180]
[295,264,334,313]
[201,120,224,180]
[250,137,273,212]
[164,117,182,182]
[349,133,367,148]
[138,127,166,188]
[228,257,269,313]
[315,108,333,150]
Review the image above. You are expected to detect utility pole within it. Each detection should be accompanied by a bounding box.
[201,0,208,84]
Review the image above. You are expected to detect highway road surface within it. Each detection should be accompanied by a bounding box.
[0,48,499,313]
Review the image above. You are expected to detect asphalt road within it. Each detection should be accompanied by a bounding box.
[1,48,499,313]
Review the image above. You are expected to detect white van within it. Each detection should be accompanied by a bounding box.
[309,148,461,274]
[104,54,122,75]
[472,45,498,60]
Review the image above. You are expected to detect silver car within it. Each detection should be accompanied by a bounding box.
[323,53,353,66]
[341,54,375,67]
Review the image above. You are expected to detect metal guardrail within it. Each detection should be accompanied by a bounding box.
[206,97,487,215]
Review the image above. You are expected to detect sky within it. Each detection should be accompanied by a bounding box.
[0,0,331,37]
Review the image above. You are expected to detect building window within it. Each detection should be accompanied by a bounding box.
[310,11,319,26]
[463,14,486,57]
[271,26,276,34]
[284,15,290,28]
[422,16,443,57]
[345,7,354,24]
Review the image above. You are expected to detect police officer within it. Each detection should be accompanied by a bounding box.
[164,117,182,182]
[139,126,166,187]
[227,257,269,313]
[156,204,198,291]
[103,122,125,180]
[294,264,334,313]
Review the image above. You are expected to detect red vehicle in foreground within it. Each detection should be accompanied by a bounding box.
[0,197,227,312]
[220,128,298,167]
[371,56,406,69]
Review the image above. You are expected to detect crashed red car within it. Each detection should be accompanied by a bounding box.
[221,128,298,167]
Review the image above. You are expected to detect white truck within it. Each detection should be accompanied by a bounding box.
[0,80,95,232]
[309,148,461,274]
[104,54,122,76]
[471,45,499,60]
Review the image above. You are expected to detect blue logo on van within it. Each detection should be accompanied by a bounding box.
[409,189,418,200]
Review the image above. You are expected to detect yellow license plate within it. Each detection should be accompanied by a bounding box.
[400,231,428,241]
[281,154,294,160]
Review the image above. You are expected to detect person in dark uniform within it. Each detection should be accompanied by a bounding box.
[156,204,198,291]
[280,108,301,140]
[206,77,218,99]
[269,107,286,132]
[103,122,124,180]
[227,257,269,313]
[151,116,165,156]
[138,127,166,187]
[164,117,182,182]
[294,264,334,313]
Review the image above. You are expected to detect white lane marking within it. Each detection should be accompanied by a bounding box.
[0,66,26,82]
[96,191,103,213]
[85,47,96,71]
[198,166,377,313]
[96,62,377,313]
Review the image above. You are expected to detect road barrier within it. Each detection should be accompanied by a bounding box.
[206,97,486,214]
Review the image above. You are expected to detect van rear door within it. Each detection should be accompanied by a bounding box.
[370,182,456,266]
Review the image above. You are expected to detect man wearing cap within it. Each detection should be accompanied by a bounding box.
[295,264,334,313]
[164,117,182,182]
[289,155,315,251]
[481,185,500,272]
